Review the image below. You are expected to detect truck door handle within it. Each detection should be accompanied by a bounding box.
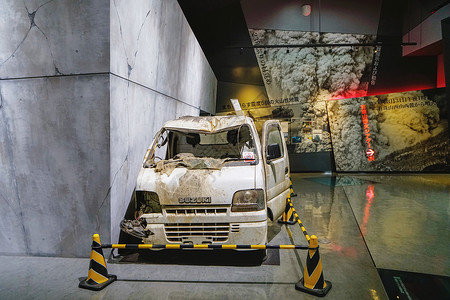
[285,167,289,174]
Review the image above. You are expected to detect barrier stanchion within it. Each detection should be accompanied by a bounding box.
[285,179,332,297]
[278,194,298,225]
[278,179,298,225]
[289,179,298,197]
[295,235,332,297]
[78,233,330,296]
[81,178,333,297]
[79,234,117,291]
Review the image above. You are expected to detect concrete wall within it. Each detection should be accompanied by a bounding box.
[0,0,110,257]
[0,0,216,257]
[0,0,109,78]
[109,0,216,244]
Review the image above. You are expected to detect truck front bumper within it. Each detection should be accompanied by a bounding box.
[140,219,268,246]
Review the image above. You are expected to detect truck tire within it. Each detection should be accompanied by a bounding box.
[118,230,142,256]
[118,189,143,255]
[253,249,267,264]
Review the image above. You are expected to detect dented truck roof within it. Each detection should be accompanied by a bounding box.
[162,115,252,132]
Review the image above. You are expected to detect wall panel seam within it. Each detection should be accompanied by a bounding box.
[110,72,201,110]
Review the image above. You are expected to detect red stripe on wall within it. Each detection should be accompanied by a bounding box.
[437,53,446,88]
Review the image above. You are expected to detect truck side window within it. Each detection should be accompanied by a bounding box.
[267,126,284,158]
[153,130,168,161]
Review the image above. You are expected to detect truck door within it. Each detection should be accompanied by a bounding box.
[262,120,290,221]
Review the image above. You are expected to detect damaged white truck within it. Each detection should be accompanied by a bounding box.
[120,115,290,255]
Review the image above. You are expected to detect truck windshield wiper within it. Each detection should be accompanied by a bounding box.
[224,157,256,162]
[143,159,185,168]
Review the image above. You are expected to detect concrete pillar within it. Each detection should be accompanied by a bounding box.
[0,0,111,257]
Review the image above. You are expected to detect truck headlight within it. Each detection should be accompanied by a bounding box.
[231,189,265,212]
[136,191,162,214]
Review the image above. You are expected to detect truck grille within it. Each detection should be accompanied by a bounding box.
[164,223,230,243]
[165,208,227,215]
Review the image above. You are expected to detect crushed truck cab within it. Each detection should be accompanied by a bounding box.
[120,115,290,247]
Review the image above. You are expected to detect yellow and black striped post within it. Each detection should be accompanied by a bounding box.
[278,195,297,225]
[295,235,332,297]
[79,234,117,291]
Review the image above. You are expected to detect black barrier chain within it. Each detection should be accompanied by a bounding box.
[97,244,318,250]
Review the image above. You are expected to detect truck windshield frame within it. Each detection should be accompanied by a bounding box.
[144,124,258,168]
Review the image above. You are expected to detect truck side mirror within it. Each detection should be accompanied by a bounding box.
[267,143,281,160]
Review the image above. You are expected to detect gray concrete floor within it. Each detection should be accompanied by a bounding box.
[0,174,448,299]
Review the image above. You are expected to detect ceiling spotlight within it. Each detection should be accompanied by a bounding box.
[301,4,312,17]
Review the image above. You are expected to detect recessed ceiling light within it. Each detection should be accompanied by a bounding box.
[301,4,311,17]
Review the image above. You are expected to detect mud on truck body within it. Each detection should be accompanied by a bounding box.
[120,115,290,254]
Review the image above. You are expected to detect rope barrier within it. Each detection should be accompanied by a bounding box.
[286,197,311,242]
[98,244,317,250]
[284,179,310,242]
[284,179,332,295]
[79,176,331,296]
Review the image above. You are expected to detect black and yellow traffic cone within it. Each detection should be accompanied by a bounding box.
[79,234,117,291]
[290,180,297,197]
[295,235,332,297]
[278,196,297,225]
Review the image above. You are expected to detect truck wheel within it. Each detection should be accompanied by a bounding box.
[118,230,142,256]
[118,189,142,255]
[253,249,267,264]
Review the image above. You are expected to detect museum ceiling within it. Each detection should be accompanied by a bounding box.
[178,0,449,88]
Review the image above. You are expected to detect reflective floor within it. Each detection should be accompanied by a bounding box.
[0,173,449,299]
[291,173,450,300]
